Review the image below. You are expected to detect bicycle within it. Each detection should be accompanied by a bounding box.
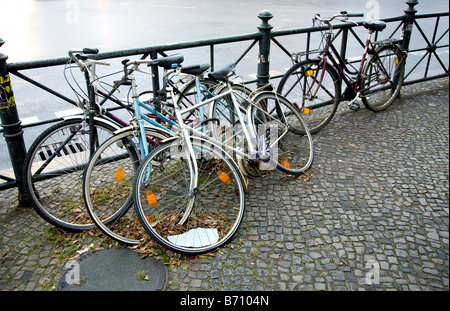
[82,58,239,245]
[277,11,406,133]
[21,49,195,231]
[132,64,314,254]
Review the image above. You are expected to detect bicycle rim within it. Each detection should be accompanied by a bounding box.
[361,45,404,111]
[134,138,245,255]
[23,118,116,231]
[83,129,171,245]
[248,92,314,175]
[277,60,340,133]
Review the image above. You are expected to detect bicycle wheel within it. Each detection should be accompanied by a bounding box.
[248,92,314,175]
[277,59,340,134]
[360,44,405,111]
[83,127,171,245]
[133,137,246,255]
[22,117,117,231]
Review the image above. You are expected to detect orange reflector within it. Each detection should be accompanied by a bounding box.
[218,171,231,184]
[136,216,154,225]
[281,160,292,169]
[146,191,158,208]
[302,108,311,114]
[115,168,125,184]
[305,69,314,77]
[395,57,399,66]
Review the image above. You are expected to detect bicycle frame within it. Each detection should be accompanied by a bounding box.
[318,30,375,98]
[309,16,404,103]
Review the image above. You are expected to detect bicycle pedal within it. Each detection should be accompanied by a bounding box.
[348,102,360,111]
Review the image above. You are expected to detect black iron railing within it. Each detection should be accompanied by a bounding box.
[0,1,449,204]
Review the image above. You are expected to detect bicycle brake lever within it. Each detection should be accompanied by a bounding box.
[132,63,155,76]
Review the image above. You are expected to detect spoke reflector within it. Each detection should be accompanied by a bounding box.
[115,168,125,183]
[281,160,291,169]
[146,191,158,208]
[218,171,231,184]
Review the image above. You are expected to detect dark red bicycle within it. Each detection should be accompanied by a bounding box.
[277,11,407,133]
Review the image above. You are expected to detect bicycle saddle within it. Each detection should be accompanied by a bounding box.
[362,21,386,32]
[208,63,236,80]
[181,63,210,76]
[148,54,184,69]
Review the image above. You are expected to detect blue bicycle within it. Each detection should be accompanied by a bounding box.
[82,55,224,245]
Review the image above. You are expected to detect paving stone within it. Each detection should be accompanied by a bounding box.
[0,80,448,292]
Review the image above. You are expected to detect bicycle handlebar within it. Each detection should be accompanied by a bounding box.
[68,48,110,71]
[314,11,363,31]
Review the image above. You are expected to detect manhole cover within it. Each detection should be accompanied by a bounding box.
[57,248,168,291]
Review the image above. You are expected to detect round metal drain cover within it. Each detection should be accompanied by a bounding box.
[57,248,168,291]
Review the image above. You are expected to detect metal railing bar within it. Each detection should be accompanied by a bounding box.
[388,22,404,40]
[434,28,450,46]
[235,39,259,66]
[271,37,292,58]
[402,73,449,85]
[404,51,429,80]
[7,32,262,72]
[0,174,15,182]
[432,16,440,44]
[415,12,449,19]
[414,20,433,47]
[349,27,367,49]
[9,70,77,106]
[432,51,449,74]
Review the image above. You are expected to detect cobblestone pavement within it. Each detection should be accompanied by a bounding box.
[0,79,448,291]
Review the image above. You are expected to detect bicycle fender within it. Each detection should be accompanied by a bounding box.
[62,115,121,131]
[113,124,174,137]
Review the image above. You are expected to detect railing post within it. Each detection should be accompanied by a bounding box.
[401,0,419,52]
[0,38,32,206]
[257,10,273,88]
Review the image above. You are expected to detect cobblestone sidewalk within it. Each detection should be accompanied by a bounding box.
[0,79,448,291]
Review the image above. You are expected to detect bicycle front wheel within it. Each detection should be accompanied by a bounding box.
[22,117,117,231]
[133,138,246,255]
[248,92,314,176]
[277,59,340,134]
[360,44,405,111]
[83,128,170,245]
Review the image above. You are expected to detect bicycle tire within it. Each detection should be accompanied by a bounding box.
[133,137,246,255]
[247,91,314,175]
[360,44,405,112]
[277,59,340,134]
[22,117,117,231]
[83,127,171,245]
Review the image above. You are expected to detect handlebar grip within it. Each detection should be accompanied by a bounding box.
[82,48,99,54]
[347,13,364,17]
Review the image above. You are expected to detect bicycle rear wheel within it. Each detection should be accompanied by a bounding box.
[22,117,117,231]
[133,138,245,255]
[360,44,405,111]
[83,128,170,245]
[248,92,314,175]
[277,59,340,133]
